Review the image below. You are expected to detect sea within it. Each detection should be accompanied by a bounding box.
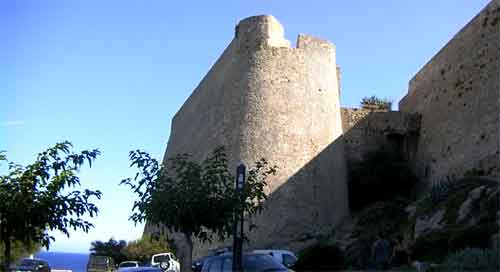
[34,252,89,272]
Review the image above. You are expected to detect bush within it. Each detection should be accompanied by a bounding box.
[360,96,392,110]
[344,238,373,269]
[439,247,499,272]
[293,244,345,271]
[354,200,408,238]
[411,230,451,263]
[448,224,497,251]
[411,224,499,264]
[429,178,457,203]
[345,200,408,269]
[348,146,418,210]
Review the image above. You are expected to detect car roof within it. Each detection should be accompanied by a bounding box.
[252,249,294,253]
[20,258,48,263]
[204,252,273,260]
[118,267,160,272]
[152,252,172,256]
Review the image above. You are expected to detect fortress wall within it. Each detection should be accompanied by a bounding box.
[160,15,349,256]
[239,33,348,250]
[399,0,500,182]
[341,108,420,162]
[164,40,240,163]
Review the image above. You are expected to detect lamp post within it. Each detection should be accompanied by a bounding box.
[233,163,246,272]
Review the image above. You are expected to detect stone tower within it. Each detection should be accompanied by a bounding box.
[155,15,349,255]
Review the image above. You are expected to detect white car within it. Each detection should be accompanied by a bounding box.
[252,249,298,268]
[151,253,180,272]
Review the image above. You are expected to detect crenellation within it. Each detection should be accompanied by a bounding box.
[236,15,291,50]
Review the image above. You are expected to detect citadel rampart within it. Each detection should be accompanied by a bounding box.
[158,15,349,256]
[150,0,500,259]
[341,108,420,163]
[399,0,500,183]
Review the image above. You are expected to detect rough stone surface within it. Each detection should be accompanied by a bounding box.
[414,209,445,239]
[399,0,500,184]
[457,185,487,223]
[341,108,420,162]
[154,15,349,257]
[147,1,500,260]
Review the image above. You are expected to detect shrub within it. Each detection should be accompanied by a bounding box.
[293,244,345,271]
[411,224,499,264]
[429,178,457,203]
[463,168,485,177]
[448,224,497,251]
[344,238,373,269]
[439,247,499,272]
[345,200,408,269]
[411,230,451,263]
[348,146,418,210]
[354,199,408,238]
[360,96,392,110]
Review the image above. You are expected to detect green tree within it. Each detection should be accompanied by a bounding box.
[360,95,392,110]
[0,142,102,269]
[0,241,40,263]
[90,238,127,264]
[122,234,174,263]
[121,147,277,272]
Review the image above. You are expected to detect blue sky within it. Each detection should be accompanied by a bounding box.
[1,1,490,253]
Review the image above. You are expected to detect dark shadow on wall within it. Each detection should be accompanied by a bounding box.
[241,110,421,252]
[150,110,423,257]
[246,133,349,251]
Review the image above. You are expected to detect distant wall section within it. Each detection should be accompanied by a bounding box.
[399,0,500,182]
[341,108,420,162]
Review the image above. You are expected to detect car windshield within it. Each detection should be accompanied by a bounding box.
[153,255,170,262]
[119,262,137,268]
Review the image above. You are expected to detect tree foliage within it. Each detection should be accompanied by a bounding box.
[0,241,40,263]
[121,146,277,271]
[0,142,102,268]
[122,234,174,263]
[360,95,392,110]
[90,238,127,264]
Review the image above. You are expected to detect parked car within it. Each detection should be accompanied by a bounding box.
[207,247,231,256]
[118,261,140,271]
[151,253,179,272]
[10,258,50,272]
[201,253,292,272]
[191,256,210,272]
[87,255,116,272]
[252,249,298,268]
[116,267,160,272]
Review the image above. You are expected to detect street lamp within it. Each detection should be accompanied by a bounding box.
[233,163,246,272]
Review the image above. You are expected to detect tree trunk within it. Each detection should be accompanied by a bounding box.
[179,233,193,272]
[3,238,11,272]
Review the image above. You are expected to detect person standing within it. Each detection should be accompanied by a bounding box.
[372,232,392,270]
[390,235,410,268]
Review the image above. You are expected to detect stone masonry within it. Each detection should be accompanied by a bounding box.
[155,15,349,257]
[150,0,500,258]
[399,0,500,183]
